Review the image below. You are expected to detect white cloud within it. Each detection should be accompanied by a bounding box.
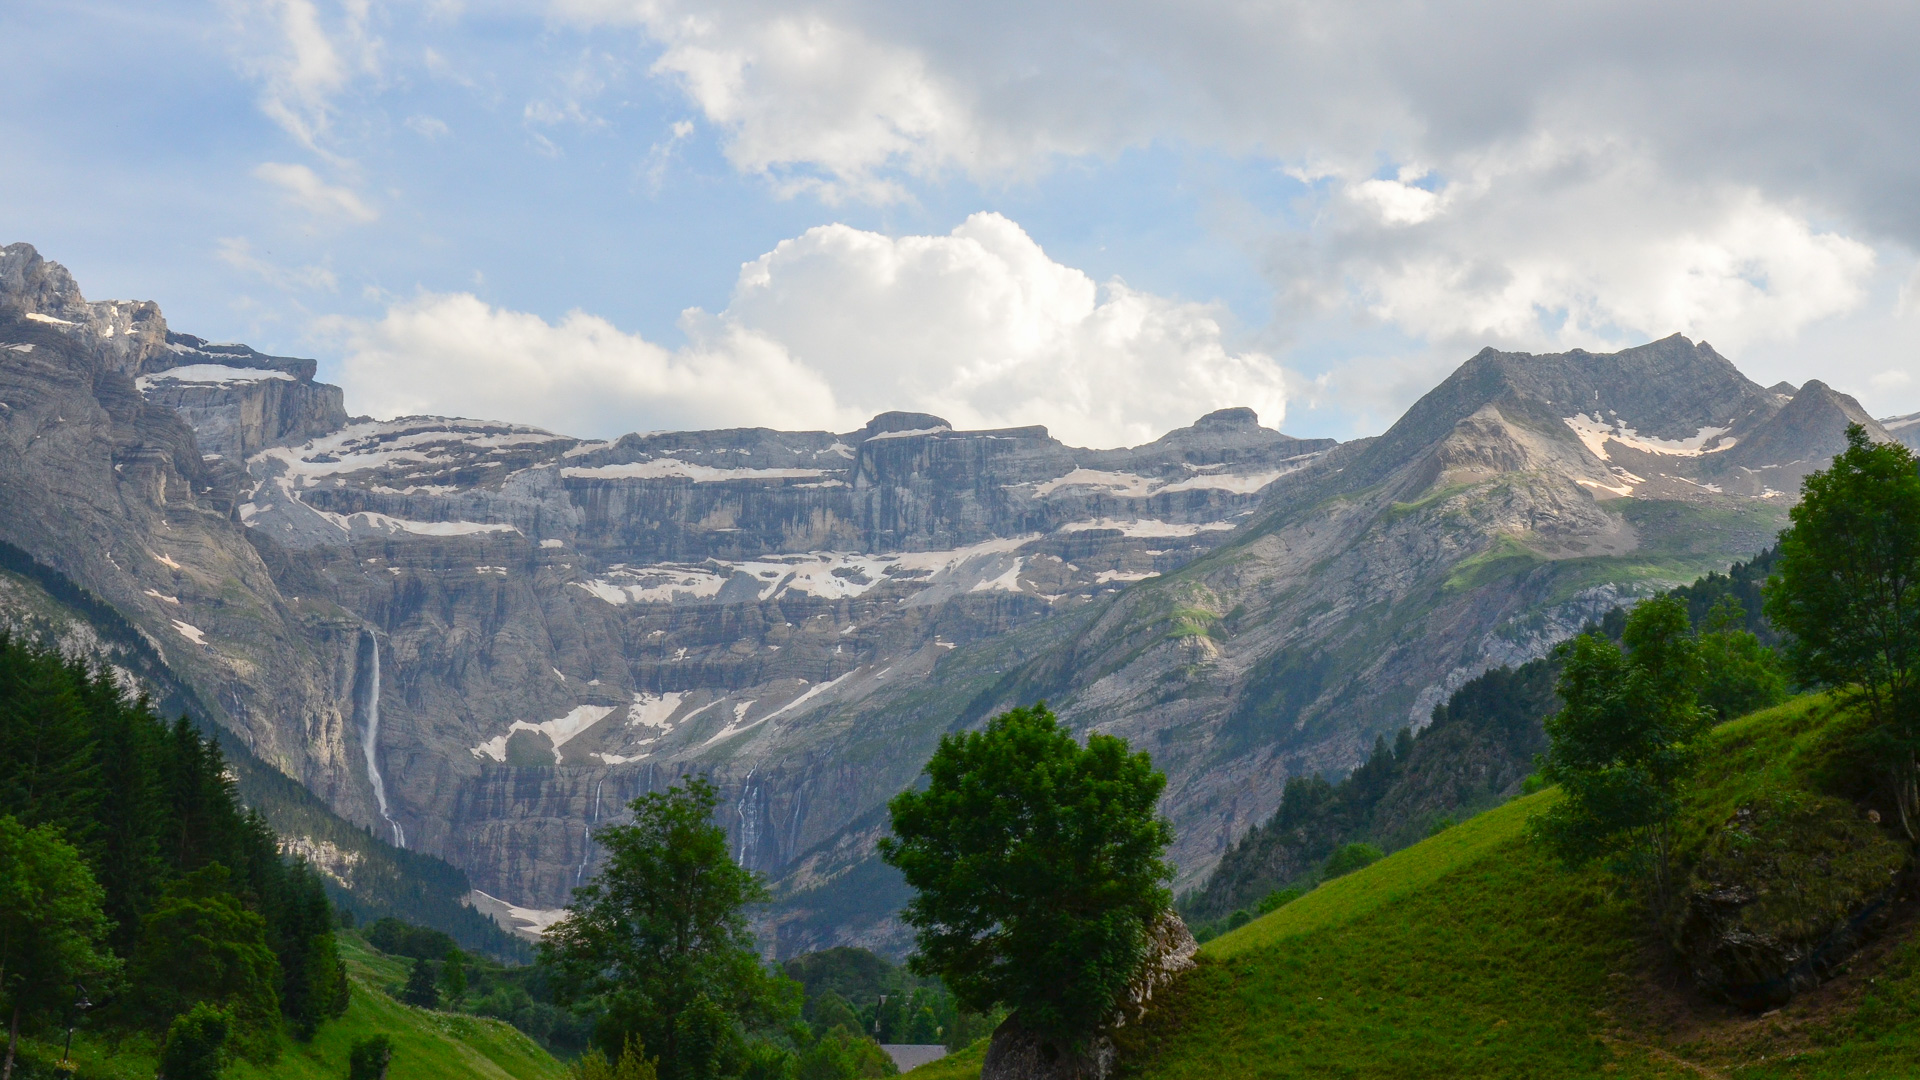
[228,0,380,153]
[334,213,1287,446]
[404,114,451,139]
[254,162,379,222]
[1275,137,1876,356]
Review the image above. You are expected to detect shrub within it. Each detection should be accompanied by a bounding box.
[1322,843,1384,880]
[158,1003,230,1080]
[348,1034,394,1080]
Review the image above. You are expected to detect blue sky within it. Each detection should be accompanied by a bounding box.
[5,0,1918,445]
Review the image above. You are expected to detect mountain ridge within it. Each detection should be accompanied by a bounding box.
[0,239,1902,956]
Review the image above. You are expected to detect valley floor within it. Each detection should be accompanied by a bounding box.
[911,696,1920,1080]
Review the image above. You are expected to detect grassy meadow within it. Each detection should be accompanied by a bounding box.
[909,694,1920,1079]
[18,933,566,1080]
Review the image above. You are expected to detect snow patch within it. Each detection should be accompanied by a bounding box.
[24,312,74,325]
[1563,414,1736,460]
[865,426,950,441]
[136,364,295,391]
[170,620,207,645]
[560,459,828,482]
[1056,518,1237,538]
[470,705,616,763]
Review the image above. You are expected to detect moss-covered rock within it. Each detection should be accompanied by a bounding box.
[1669,788,1907,1009]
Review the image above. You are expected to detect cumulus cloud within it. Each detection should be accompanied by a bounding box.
[254,162,379,222]
[535,0,1910,422]
[335,213,1288,446]
[1276,138,1876,355]
[551,1,1920,240]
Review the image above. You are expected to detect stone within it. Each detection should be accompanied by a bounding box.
[1667,791,1907,1010]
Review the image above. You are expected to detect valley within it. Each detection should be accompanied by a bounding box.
[0,240,1901,957]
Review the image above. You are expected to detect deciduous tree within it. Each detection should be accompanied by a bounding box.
[1765,424,1920,835]
[0,815,118,1080]
[1532,596,1707,910]
[880,703,1172,1049]
[541,776,799,1079]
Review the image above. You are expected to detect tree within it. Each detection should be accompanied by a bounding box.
[1764,424,1920,835]
[401,957,439,1009]
[1531,596,1707,909]
[348,1034,394,1080]
[879,703,1173,1050]
[158,1002,230,1080]
[541,776,800,1079]
[127,864,282,1058]
[0,815,118,1080]
[441,948,468,1010]
[1695,595,1789,722]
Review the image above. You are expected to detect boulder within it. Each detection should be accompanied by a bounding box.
[981,911,1197,1080]
[1668,790,1907,1010]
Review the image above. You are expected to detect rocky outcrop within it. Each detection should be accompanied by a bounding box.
[1668,792,1908,1010]
[980,912,1197,1080]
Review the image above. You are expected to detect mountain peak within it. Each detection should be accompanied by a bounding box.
[1195,407,1262,429]
[863,411,951,437]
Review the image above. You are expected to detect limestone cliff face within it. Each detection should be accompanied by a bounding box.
[0,243,1334,929]
[0,243,1885,957]
[0,244,370,823]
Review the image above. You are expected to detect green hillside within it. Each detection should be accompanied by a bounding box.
[19,933,566,1080]
[908,693,1920,1079]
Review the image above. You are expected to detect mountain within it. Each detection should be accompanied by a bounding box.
[0,242,1890,956]
[762,338,1894,951]
[1884,409,1920,451]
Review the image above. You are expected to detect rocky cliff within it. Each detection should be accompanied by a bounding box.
[0,243,1891,957]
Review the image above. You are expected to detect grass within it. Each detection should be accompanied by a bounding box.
[914,694,1920,1079]
[901,1038,989,1078]
[20,932,567,1080]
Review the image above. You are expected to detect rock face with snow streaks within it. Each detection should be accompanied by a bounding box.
[1,243,1900,957]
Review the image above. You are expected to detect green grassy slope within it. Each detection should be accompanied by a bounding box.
[912,694,1920,1079]
[21,934,567,1080]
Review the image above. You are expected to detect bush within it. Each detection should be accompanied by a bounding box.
[797,1025,897,1080]
[1257,887,1305,914]
[348,1034,394,1080]
[158,1003,231,1080]
[1322,843,1384,880]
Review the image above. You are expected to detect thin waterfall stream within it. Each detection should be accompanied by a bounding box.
[361,631,406,848]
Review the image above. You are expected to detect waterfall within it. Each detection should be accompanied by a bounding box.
[574,778,604,887]
[360,631,406,848]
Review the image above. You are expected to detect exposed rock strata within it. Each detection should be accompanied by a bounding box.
[0,244,1891,955]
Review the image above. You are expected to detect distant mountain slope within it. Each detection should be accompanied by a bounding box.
[1,241,1890,957]
[768,339,1891,950]
[1884,410,1920,451]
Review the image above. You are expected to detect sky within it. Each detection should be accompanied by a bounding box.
[3,0,1918,447]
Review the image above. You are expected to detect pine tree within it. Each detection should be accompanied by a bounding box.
[402,957,439,1009]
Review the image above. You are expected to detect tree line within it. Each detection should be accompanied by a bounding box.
[0,633,347,1078]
